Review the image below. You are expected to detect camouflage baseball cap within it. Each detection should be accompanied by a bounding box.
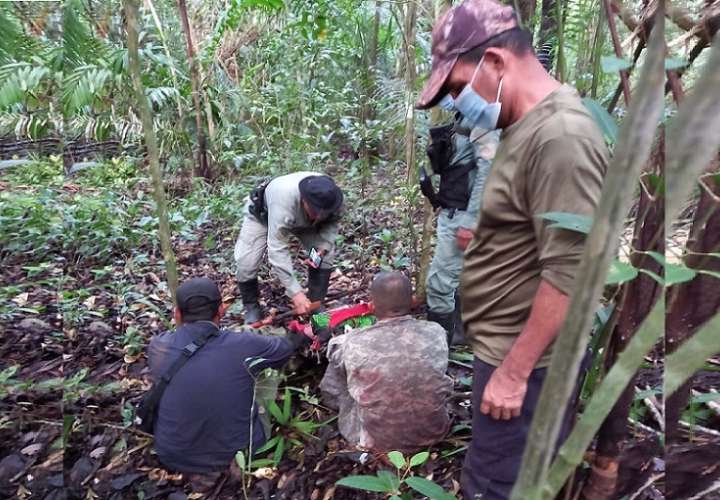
[416,0,518,110]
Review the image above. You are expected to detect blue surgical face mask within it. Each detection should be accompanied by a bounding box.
[454,57,503,130]
[438,94,456,112]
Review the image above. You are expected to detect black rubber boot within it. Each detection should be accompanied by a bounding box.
[308,267,332,303]
[238,279,263,324]
[427,310,455,347]
[451,291,467,346]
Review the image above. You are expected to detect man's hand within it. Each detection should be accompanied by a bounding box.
[303,248,327,268]
[480,365,528,420]
[456,227,474,251]
[291,292,312,315]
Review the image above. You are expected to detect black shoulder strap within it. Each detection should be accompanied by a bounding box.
[158,322,220,386]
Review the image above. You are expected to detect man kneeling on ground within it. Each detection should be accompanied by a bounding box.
[147,277,309,480]
[320,272,453,452]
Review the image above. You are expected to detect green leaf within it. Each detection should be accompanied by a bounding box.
[665,57,687,71]
[282,387,292,421]
[267,400,287,425]
[404,476,456,500]
[642,251,666,266]
[273,436,285,466]
[254,435,280,454]
[665,263,697,286]
[377,470,401,492]
[387,450,406,469]
[582,98,619,144]
[606,260,638,285]
[601,55,632,73]
[336,475,395,493]
[409,451,430,468]
[536,212,593,234]
[235,451,246,471]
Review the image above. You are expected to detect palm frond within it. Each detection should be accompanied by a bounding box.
[0,7,41,64]
[62,0,110,70]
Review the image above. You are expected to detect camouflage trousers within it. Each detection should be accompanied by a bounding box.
[426,209,473,314]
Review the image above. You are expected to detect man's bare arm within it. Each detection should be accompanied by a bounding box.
[480,279,570,420]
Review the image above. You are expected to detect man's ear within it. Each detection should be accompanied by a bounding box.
[217,302,229,321]
[174,307,183,326]
[482,48,506,77]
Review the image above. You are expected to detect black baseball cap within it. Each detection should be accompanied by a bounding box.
[176,277,222,321]
[298,175,344,219]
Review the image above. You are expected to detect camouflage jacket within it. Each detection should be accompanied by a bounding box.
[319,316,453,453]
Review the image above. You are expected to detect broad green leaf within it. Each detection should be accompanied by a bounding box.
[387,450,406,469]
[642,251,666,266]
[410,451,430,467]
[248,458,274,468]
[665,263,697,286]
[405,476,456,500]
[390,496,402,500]
[336,475,395,493]
[601,55,632,73]
[664,58,687,71]
[254,435,280,454]
[606,260,638,285]
[377,470,401,492]
[536,212,593,234]
[235,451,246,471]
[582,98,618,144]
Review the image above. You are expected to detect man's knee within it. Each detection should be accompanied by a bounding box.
[461,466,513,500]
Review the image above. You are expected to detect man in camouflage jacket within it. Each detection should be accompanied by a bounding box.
[320,272,453,452]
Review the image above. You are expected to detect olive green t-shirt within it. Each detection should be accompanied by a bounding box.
[461,84,608,368]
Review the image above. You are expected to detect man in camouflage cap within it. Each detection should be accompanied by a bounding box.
[417,0,608,497]
[319,272,452,452]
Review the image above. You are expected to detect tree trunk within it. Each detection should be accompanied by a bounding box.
[536,0,557,71]
[581,139,664,500]
[665,165,720,444]
[177,0,210,179]
[515,0,537,31]
[603,0,631,106]
[403,0,418,185]
[123,0,179,304]
[416,0,451,301]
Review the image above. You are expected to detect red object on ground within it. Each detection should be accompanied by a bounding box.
[327,302,373,328]
[285,302,374,351]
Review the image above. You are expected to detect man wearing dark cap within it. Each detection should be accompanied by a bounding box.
[233,172,344,323]
[147,277,309,481]
[417,0,608,498]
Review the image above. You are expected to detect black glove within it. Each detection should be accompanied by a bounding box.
[287,330,312,350]
[419,166,440,209]
[315,326,333,345]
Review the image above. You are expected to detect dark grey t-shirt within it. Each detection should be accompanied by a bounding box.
[147,321,294,473]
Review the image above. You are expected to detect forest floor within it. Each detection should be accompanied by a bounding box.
[1,159,718,499]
